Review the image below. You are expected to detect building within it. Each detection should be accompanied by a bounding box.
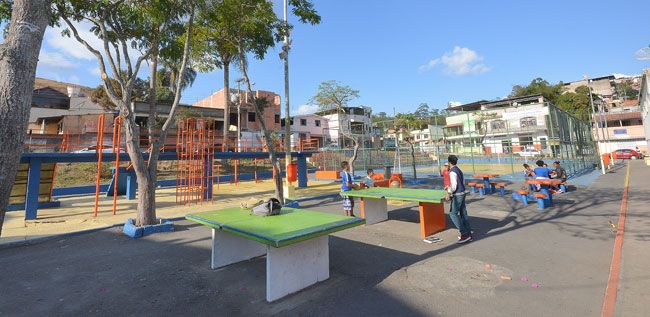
[192,88,281,149]
[639,69,650,153]
[563,74,643,110]
[316,106,373,147]
[592,103,646,154]
[444,95,553,155]
[280,114,329,150]
[28,78,105,135]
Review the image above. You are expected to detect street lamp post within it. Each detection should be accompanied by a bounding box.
[586,75,606,174]
[281,0,294,199]
[235,78,244,152]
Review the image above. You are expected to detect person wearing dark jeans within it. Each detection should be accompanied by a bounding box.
[446,155,473,243]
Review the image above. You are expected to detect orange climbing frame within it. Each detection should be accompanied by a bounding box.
[175,118,216,205]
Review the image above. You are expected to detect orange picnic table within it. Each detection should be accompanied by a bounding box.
[473,174,500,194]
[525,179,563,186]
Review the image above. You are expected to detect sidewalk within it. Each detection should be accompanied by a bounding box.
[615,161,650,316]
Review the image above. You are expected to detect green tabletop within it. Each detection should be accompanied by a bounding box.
[186,207,365,247]
[343,187,446,203]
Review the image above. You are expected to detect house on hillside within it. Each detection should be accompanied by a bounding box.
[316,106,373,148]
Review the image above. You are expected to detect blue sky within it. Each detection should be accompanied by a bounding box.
[24,0,650,115]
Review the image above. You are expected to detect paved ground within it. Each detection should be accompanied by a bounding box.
[0,162,647,316]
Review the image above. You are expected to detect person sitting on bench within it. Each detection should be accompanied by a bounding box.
[364,169,375,188]
[551,161,567,193]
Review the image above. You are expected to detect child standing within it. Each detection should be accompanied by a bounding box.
[442,162,451,190]
[340,161,356,217]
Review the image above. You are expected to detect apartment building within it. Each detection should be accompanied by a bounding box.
[316,106,373,147]
[281,114,329,149]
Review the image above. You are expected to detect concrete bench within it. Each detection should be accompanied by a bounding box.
[467,182,478,194]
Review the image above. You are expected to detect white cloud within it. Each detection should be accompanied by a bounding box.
[89,67,101,77]
[419,46,491,75]
[45,20,143,68]
[38,51,75,70]
[295,104,320,115]
[635,46,650,60]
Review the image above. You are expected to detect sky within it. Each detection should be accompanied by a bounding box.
[22,0,650,116]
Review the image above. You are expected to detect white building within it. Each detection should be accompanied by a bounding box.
[281,114,329,150]
[317,106,373,147]
[444,95,552,155]
[640,69,650,152]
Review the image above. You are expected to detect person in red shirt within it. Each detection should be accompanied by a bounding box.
[442,162,451,190]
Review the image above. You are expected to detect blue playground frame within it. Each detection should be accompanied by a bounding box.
[18,151,315,220]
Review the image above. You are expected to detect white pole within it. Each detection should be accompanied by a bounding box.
[586,75,605,174]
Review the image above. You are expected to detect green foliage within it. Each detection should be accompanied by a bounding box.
[311,80,360,111]
[0,0,12,23]
[615,81,639,100]
[90,78,150,110]
[556,85,592,121]
[510,77,563,104]
[414,103,430,119]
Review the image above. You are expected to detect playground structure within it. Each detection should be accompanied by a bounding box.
[11,114,315,220]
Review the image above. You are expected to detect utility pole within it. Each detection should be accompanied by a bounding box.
[281,0,294,199]
[586,75,605,174]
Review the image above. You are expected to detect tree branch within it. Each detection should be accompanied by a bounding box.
[60,14,131,119]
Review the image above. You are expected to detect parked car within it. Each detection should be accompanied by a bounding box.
[517,147,541,158]
[614,149,643,160]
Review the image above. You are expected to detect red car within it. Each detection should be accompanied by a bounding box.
[614,149,643,160]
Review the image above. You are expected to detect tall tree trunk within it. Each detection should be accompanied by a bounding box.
[348,137,359,176]
[0,0,52,236]
[147,49,158,144]
[222,60,230,151]
[237,47,284,203]
[408,140,417,179]
[123,117,157,226]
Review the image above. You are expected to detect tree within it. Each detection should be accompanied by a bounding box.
[556,86,592,121]
[414,102,430,119]
[395,113,421,179]
[90,77,150,111]
[615,81,639,100]
[192,0,240,151]
[56,0,196,226]
[229,0,286,203]
[311,80,363,175]
[510,78,563,104]
[0,0,52,236]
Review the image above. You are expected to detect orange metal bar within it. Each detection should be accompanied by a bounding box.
[93,114,106,217]
[112,116,122,215]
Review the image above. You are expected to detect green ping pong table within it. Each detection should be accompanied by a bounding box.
[344,187,448,238]
[186,207,364,302]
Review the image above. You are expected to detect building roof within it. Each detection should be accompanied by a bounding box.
[621,99,639,107]
[449,94,545,111]
[34,77,94,96]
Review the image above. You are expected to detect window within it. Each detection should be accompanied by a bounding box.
[275,114,280,124]
[315,120,321,127]
[300,118,307,126]
[248,112,256,122]
[491,120,506,130]
[520,117,537,128]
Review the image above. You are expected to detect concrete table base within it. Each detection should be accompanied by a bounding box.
[359,197,446,238]
[359,197,388,225]
[211,229,330,302]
